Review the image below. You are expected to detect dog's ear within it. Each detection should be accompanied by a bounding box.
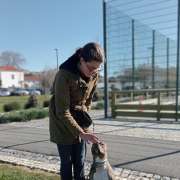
[91,143,107,159]
[99,142,107,151]
[98,143,106,154]
[91,143,99,156]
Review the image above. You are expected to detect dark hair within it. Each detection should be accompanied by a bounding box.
[76,42,104,63]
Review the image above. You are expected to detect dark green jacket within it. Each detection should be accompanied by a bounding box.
[49,53,98,144]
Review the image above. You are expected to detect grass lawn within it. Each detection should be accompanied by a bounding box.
[0,95,50,112]
[0,163,60,180]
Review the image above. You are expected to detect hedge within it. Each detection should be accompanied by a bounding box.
[92,102,104,110]
[0,108,49,124]
[3,102,21,112]
[24,95,38,109]
[43,100,49,107]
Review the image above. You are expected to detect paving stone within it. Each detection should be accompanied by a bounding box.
[142,178,150,180]
[153,175,161,180]
[121,172,130,178]
[128,175,138,179]
[145,174,154,178]
[131,171,140,176]
[162,176,171,180]
[139,172,149,177]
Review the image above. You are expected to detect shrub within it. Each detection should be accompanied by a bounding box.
[24,95,38,109]
[0,113,25,123]
[23,108,49,120]
[3,102,21,112]
[43,100,49,107]
[92,90,103,102]
[0,108,49,124]
[92,91,99,101]
[93,102,104,110]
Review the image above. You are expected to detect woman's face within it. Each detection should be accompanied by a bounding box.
[79,58,102,78]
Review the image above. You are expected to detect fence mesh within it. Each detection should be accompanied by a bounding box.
[104,0,179,119]
[105,0,177,89]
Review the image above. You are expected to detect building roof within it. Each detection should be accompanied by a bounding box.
[0,66,21,72]
[24,74,41,82]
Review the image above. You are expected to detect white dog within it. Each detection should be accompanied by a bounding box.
[88,142,116,180]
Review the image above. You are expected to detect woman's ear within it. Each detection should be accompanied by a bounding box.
[79,57,83,64]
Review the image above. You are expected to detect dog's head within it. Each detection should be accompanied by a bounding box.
[91,142,107,160]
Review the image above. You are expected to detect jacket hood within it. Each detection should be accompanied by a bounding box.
[59,53,79,74]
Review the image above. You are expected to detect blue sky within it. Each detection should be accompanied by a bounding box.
[0,0,103,72]
[106,0,177,76]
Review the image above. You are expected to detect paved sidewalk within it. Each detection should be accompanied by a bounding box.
[0,113,180,179]
[92,118,180,142]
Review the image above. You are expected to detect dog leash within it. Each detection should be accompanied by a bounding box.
[92,122,95,133]
[84,122,96,180]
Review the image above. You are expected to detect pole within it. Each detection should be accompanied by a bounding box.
[54,48,59,71]
[132,19,135,91]
[103,0,108,118]
[152,30,155,89]
[132,19,135,100]
[166,38,169,88]
[176,0,180,121]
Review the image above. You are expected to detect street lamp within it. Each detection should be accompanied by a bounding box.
[54,48,59,71]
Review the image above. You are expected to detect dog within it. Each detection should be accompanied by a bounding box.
[88,142,116,180]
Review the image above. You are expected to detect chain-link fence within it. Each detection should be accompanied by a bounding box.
[103,0,180,120]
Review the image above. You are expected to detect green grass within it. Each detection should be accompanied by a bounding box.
[0,95,50,112]
[0,163,60,180]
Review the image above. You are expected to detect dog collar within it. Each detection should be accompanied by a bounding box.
[94,158,108,167]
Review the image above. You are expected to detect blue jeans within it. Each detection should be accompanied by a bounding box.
[57,140,86,180]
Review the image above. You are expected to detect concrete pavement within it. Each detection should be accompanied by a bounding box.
[0,113,180,178]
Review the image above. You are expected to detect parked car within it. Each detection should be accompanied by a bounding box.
[0,88,11,96]
[28,89,41,95]
[11,88,29,96]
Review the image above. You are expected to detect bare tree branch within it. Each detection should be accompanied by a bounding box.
[39,67,56,93]
[0,51,26,68]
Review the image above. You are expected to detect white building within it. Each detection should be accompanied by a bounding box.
[24,73,41,88]
[0,66,24,88]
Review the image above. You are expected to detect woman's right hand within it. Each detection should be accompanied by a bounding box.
[79,132,99,144]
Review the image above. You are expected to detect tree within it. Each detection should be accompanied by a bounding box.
[39,68,56,94]
[135,64,152,88]
[117,64,152,88]
[0,51,26,69]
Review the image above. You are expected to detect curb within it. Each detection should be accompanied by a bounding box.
[0,150,179,180]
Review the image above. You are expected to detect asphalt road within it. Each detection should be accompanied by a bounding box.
[0,123,180,178]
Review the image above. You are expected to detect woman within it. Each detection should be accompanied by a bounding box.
[49,42,104,180]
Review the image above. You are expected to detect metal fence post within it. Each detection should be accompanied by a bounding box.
[111,92,116,118]
[166,38,170,89]
[152,30,155,89]
[103,0,109,118]
[157,92,161,121]
[176,0,180,122]
[132,19,135,100]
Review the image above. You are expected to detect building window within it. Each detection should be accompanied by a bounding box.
[11,74,15,79]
